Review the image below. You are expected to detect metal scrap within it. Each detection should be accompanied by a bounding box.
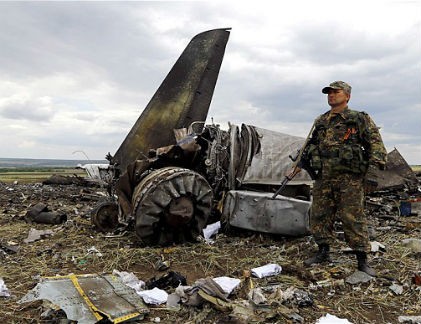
[23,228,54,243]
[18,273,148,323]
[25,203,67,224]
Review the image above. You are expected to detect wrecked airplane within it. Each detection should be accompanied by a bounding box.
[90,28,313,245]
[90,28,418,246]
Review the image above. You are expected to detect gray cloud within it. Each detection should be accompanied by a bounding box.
[0,2,419,164]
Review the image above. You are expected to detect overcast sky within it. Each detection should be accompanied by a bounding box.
[0,1,420,164]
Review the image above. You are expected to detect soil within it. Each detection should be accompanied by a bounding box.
[0,181,420,323]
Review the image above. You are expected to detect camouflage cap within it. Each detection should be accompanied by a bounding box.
[322,81,352,94]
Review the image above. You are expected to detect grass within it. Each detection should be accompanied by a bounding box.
[0,167,86,183]
[411,165,421,173]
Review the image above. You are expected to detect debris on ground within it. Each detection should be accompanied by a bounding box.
[251,263,282,278]
[137,287,168,305]
[316,313,353,324]
[0,278,11,297]
[18,273,148,323]
[23,228,55,243]
[345,271,375,284]
[25,203,67,224]
[0,175,420,323]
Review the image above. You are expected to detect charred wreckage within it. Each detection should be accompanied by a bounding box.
[90,28,419,246]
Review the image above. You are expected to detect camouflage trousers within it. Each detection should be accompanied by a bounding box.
[310,173,370,253]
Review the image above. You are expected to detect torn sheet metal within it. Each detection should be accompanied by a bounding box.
[223,190,311,236]
[77,163,112,181]
[19,274,148,323]
[23,228,54,243]
[237,126,313,185]
[366,148,419,192]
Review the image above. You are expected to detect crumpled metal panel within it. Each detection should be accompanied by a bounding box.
[366,148,419,192]
[240,126,313,185]
[18,274,148,323]
[113,28,231,172]
[223,190,311,236]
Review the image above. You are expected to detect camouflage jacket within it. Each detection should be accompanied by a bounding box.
[304,107,387,178]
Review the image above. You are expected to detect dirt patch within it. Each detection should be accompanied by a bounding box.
[1,181,420,323]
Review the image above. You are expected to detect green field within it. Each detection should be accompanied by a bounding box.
[0,168,86,183]
[1,165,419,184]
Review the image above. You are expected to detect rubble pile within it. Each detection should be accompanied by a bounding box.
[0,178,420,323]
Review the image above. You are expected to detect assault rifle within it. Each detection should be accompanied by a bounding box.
[272,123,316,199]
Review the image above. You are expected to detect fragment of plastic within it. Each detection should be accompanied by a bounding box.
[399,201,412,216]
[316,313,353,324]
[18,274,148,323]
[250,263,282,278]
[137,287,168,305]
[0,278,11,297]
[213,277,241,295]
[203,221,221,242]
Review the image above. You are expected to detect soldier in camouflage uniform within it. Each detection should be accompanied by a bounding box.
[302,81,387,276]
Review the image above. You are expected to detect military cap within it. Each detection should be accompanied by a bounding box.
[322,81,352,94]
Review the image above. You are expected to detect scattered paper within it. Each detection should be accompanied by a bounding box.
[316,313,353,324]
[137,287,168,305]
[203,221,221,241]
[251,263,282,278]
[370,241,386,252]
[0,278,11,297]
[213,276,241,295]
[112,270,145,293]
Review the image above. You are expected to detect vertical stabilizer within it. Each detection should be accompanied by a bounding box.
[113,28,231,172]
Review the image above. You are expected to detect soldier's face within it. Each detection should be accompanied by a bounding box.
[327,89,350,107]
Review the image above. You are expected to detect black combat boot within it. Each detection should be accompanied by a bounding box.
[355,251,376,277]
[304,244,330,266]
